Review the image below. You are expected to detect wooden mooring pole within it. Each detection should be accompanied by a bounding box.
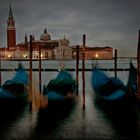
[82,34,86,109]
[29,35,33,110]
[0,51,1,85]
[114,49,117,78]
[39,45,42,93]
[137,30,140,96]
[76,45,79,95]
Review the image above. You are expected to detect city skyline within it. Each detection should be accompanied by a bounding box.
[0,0,140,57]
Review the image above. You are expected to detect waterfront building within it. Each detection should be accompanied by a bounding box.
[72,46,113,60]
[0,5,113,60]
[16,29,72,60]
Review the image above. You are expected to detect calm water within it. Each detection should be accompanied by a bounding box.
[0,59,140,140]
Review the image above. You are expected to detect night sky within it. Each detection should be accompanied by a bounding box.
[0,0,140,57]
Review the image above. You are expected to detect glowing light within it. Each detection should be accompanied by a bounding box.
[38,54,43,58]
[23,54,27,58]
[7,54,11,58]
[95,53,99,58]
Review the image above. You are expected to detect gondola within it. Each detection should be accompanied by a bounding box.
[127,61,137,95]
[39,69,77,119]
[0,63,29,110]
[91,61,137,106]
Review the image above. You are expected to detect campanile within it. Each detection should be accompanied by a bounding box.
[7,5,16,49]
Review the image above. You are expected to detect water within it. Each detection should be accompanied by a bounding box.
[0,59,140,139]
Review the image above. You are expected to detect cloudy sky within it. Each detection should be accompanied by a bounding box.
[0,0,140,57]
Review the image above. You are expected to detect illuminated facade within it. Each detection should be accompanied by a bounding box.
[72,46,113,60]
[0,5,113,60]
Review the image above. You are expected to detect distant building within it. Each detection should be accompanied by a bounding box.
[0,5,113,60]
[72,46,113,60]
[16,30,72,59]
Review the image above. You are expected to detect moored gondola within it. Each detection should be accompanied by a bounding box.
[91,61,137,107]
[0,63,29,110]
[39,69,77,119]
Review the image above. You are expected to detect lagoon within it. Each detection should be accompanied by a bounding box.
[0,59,139,140]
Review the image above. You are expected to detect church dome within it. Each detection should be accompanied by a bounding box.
[40,29,51,41]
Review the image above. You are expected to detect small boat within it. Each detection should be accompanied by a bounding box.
[127,61,137,95]
[39,69,77,118]
[45,69,76,93]
[43,69,77,103]
[91,61,137,106]
[0,63,29,110]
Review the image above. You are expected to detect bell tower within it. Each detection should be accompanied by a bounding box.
[7,5,16,50]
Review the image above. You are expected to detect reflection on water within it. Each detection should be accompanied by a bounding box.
[0,60,140,139]
[0,90,140,139]
[94,98,140,139]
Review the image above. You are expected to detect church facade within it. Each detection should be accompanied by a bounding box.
[0,5,113,60]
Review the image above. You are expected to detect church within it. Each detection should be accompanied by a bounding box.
[0,5,113,60]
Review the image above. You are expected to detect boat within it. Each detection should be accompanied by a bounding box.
[91,61,137,106]
[39,69,77,119]
[0,63,29,110]
[127,61,137,95]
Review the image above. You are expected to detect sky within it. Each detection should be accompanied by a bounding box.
[0,0,140,57]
